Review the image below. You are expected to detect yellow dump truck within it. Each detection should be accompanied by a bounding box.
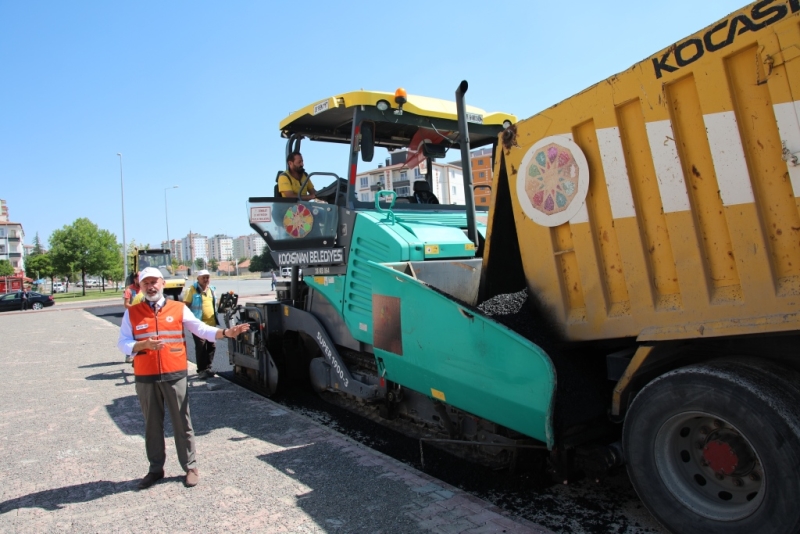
[480,1,800,531]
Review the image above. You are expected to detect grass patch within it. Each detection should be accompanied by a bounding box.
[52,290,124,302]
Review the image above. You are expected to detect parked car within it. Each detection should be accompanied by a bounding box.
[53,283,65,293]
[0,291,55,312]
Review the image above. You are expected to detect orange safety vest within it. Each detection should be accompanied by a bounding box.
[129,299,188,382]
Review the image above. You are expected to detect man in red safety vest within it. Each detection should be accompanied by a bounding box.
[117,267,249,490]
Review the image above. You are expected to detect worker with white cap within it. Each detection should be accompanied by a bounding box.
[182,269,218,379]
[116,267,249,490]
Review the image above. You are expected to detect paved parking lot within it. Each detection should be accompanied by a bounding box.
[0,307,550,533]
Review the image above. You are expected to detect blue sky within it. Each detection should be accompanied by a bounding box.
[0,0,746,250]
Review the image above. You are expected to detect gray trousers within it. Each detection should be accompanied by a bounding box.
[135,377,196,473]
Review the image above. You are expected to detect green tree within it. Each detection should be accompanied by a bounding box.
[262,251,277,271]
[103,261,124,291]
[249,251,276,273]
[194,258,206,270]
[171,258,179,274]
[0,259,13,277]
[208,258,219,272]
[50,218,120,296]
[25,253,55,291]
[126,240,150,255]
[249,253,263,273]
[99,242,124,291]
[31,233,44,256]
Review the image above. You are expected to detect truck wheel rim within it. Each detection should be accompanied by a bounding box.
[654,411,764,521]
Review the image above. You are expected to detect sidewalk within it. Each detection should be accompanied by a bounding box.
[0,307,552,533]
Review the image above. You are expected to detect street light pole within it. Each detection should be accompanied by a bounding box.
[117,153,128,284]
[164,185,179,251]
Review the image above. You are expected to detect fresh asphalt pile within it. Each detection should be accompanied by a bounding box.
[477,289,530,323]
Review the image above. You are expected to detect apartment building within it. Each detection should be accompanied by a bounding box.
[0,199,25,275]
[248,234,265,258]
[180,232,208,264]
[208,234,233,261]
[229,234,265,260]
[232,236,249,261]
[471,147,493,207]
[355,150,464,204]
[160,239,184,262]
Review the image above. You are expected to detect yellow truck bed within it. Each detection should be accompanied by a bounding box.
[495,0,800,342]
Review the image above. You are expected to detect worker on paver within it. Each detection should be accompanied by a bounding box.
[182,269,218,379]
[278,151,317,200]
[116,267,250,490]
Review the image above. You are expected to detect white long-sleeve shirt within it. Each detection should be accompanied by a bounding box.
[117,296,219,356]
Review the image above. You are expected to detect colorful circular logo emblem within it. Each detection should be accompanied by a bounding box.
[283,204,314,238]
[516,135,589,227]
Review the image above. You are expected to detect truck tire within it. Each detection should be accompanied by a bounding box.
[623,361,800,534]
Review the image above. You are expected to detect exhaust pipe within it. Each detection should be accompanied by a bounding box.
[455,80,478,249]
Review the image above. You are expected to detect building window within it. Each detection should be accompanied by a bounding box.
[414,167,421,177]
[395,186,410,196]
[478,159,484,165]
[451,185,457,195]
[479,171,485,178]
[400,171,407,181]
[360,177,369,188]
[360,193,370,202]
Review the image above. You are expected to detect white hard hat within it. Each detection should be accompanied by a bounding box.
[196,269,210,278]
[139,267,163,281]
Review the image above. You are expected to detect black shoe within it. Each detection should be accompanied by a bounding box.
[137,470,165,490]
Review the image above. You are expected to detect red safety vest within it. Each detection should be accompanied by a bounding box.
[129,299,188,382]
